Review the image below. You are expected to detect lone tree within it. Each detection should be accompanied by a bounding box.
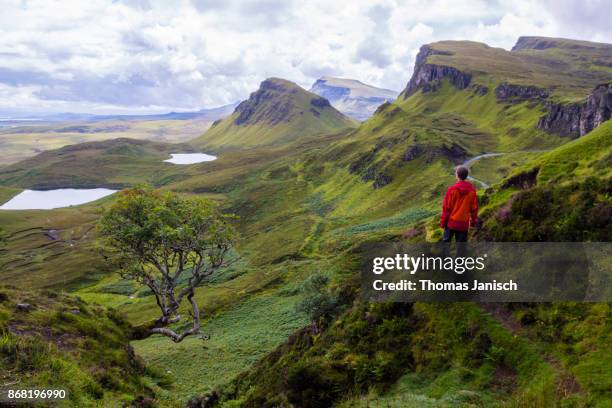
[98,186,236,342]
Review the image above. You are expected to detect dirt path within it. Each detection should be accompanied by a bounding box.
[481,303,583,398]
[460,153,505,189]
[460,150,548,189]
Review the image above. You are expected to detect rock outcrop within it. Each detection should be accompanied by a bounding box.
[234,79,296,126]
[402,143,467,164]
[495,83,549,101]
[537,83,611,138]
[501,167,539,190]
[401,45,471,99]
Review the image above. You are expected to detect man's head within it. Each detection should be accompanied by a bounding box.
[455,165,469,181]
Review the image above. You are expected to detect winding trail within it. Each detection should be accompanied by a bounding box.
[462,153,505,189]
[460,150,548,189]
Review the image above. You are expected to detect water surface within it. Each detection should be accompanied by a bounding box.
[164,153,217,164]
[0,188,117,210]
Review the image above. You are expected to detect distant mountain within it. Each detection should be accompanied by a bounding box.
[194,78,355,149]
[0,103,238,123]
[309,76,398,121]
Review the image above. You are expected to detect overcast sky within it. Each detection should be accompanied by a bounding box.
[0,0,610,115]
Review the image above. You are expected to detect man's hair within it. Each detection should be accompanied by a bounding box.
[456,166,469,180]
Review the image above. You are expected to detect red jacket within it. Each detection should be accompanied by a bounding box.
[440,180,478,231]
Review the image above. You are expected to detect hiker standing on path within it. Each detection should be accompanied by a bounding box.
[440,166,479,242]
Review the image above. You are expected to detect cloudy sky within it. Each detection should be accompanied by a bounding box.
[0,0,610,115]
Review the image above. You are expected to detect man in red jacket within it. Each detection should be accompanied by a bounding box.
[440,166,479,242]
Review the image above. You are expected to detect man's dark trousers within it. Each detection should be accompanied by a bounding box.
[442,227,467,243]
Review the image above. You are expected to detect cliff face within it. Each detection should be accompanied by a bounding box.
[195,77,355,149]
[537,84,611,138]
[400,42,610,138]
[495,83,549,101]
[400,45,471,99]
[234,78,298,126]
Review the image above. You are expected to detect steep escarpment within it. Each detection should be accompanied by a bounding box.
[195,78,355,149]
[400,45,472,99]
[398,38,610,139]
[537,83,611,137]
[511,36,612,52]
[495,83,549,101]
[233,79,298,126]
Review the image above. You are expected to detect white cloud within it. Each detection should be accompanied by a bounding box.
[0,0,609,114]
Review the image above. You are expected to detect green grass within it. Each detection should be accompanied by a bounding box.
[0,138,199,189]
[0,286,177,407]
[0,117,214,166]
[338,370,500,407]
[469,151,544,186]
[0,201,108,289]
[132,289,309,403]
[0,36,609,408]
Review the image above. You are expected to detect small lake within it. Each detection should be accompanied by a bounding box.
[0,188,117,210]
[164,153,217,165]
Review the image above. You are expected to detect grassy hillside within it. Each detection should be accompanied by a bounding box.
[0,117,218,167]
[194,78,356,150]
[0,36,609,407]
[0,286,176,407]
[201,120,610,407]
[475,120,612,242]
[0,138,199,190]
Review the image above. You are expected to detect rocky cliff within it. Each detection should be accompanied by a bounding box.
[233,78,299,126]
[537,83,611,138]
[495,83,549,101]
[195,77,355,149]
[400,45,471,99]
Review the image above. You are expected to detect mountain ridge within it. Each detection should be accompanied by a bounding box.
[194,78,355,149]
[398,37,611,137]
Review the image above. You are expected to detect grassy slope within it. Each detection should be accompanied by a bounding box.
[475,120,612,242]
[0,286,177,407]
[0,138,199,189]
[194,78,356,150]
[207,120,610,408]
[0,118,214,167]
[0,37,609,406]
[0,119,218,167]
[468,152,543,186]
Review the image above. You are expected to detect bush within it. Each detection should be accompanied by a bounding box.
[295,274,339,326]
[484,177,611,241]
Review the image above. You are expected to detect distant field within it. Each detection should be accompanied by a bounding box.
[0,118,212,166]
